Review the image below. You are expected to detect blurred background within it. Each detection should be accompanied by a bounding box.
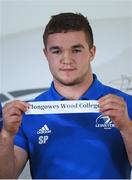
[0,0,132,178]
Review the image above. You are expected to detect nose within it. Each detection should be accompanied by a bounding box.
[61,50,72,64]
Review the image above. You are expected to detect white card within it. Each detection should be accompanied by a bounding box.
[26,100,100,115]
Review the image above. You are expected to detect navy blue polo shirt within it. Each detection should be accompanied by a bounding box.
[14,74,132,179]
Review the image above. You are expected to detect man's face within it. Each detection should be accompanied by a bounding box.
[44,31,96,86]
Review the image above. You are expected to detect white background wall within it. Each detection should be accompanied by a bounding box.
[0,0,132,178]
[0,0,132,98]
[1,18,132,91]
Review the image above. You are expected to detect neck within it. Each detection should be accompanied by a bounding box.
[54,74,93,100]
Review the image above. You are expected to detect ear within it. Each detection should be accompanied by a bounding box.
[43,48,47,57]
[89,45,96,61]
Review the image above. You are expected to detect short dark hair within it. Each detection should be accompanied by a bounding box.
[43,12,94,48]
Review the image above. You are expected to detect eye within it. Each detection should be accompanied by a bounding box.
[52,49,62,54]
[72,48,82,53]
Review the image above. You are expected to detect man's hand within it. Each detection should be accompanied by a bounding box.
[98,94,131,131]
[2,100,29,136]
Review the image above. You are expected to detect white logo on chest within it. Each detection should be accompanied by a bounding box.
[95,115,115,129]
[37,124,51,144]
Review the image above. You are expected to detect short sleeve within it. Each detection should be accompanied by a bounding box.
[14,122,29,152]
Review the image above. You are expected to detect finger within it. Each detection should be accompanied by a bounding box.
[99,102,123,113]
[101,109,123,117]
[3,115,22,125]
[3,100,29,114]
[98,95,124,108]
[4,107,23,117]
[98,94,124,104]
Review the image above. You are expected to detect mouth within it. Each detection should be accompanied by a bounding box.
[60,68,76,71]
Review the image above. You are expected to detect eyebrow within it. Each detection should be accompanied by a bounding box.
[71,44,85,49]
[49,44,85,51]
[49,46,61,51]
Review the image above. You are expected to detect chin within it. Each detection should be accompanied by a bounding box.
[58,78,80,86]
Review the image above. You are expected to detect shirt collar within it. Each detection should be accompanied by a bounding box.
[81,74,104,100]
[49,82,66,100]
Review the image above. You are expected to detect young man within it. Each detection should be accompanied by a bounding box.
[0,12,132,179]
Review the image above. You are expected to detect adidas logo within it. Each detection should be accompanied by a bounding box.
[37,124,51,134]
